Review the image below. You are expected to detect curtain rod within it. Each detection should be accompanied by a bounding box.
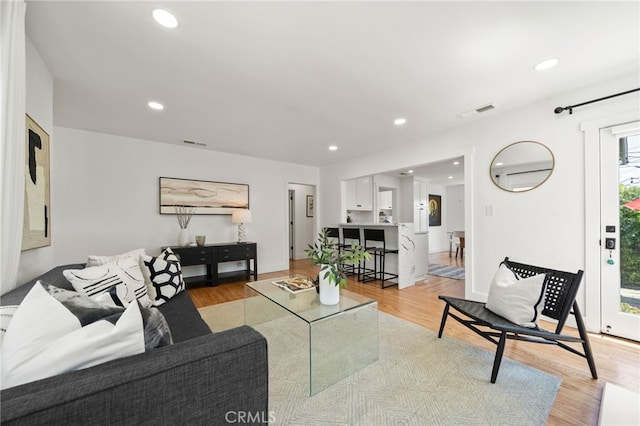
[554,88,640,115]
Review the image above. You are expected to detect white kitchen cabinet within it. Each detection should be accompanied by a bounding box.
[413,181,428,232]
[413,181,428,207]
[378,190,393,210]
[414,206,428,233]
[346,177,373,211]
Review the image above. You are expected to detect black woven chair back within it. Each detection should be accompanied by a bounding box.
[363,228,385,244]
[503,257,583,332]
[342,228,361,243]
[325,227,340,238]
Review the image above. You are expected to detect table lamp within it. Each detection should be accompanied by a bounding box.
[231,209,252,243]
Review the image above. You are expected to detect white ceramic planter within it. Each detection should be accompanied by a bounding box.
[319,265,340,305]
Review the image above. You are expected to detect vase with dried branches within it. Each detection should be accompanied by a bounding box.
[175,205,195,247]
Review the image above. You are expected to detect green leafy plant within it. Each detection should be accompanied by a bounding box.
[619,184,640,289]
[305,228,371,288]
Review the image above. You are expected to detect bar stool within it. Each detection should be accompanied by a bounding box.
[325,227,342,251]
[361,228,398,288]
[341,228,362,279]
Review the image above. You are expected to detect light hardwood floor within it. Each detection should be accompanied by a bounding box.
[188,252,640,425]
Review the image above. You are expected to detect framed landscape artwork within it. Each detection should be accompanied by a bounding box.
[428,194,442,227]
[159,177,249,215]
[22,114,51,251]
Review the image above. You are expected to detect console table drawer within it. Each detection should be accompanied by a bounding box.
[218,244,256,261]
[174,247,211,266]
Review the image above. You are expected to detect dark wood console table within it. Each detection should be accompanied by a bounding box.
[166,242,257,287]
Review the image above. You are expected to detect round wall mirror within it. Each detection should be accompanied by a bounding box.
[490,141,555,192]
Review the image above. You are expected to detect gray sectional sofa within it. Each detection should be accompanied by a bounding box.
[1,265,269,425]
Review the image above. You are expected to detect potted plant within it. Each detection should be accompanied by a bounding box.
[305,228,371,305]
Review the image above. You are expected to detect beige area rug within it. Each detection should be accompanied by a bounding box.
[199,300,561,425]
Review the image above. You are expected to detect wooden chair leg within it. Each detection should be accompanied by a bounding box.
[490,331,507,383]
[438,303,450,338]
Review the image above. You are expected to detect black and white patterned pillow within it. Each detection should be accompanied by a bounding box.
[140,248,185,307]
[63,256,151,307]
[1,305,19,347]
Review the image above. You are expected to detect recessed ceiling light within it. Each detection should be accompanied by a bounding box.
[453,161,460,165]
[329,145,338,151]
[152,9,178,29]
[495,162,504,166]
[407,170,414,174]
[448,176,453,179]
[534,58,559,71]
[394,118,407,126]
[148,101,164,110]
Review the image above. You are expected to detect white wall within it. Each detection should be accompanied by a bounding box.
[288,183,315,259]
[319,72,640,332]
[40,127,319,278]
[398,177,414,223]
[446,184,465,232]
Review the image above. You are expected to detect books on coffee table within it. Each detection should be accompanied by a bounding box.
[272,277,317,293]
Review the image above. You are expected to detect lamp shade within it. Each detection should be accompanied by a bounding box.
[232,209,252,224]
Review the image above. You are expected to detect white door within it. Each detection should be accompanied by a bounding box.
[600,122,640,341]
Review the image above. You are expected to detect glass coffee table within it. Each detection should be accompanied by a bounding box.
[244,277,378,396]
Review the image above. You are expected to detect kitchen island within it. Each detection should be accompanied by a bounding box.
[337,223,415,289]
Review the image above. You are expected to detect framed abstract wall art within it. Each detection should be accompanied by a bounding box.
[22,114,51,251]
[159,177,249,215]
[428,194,442,227]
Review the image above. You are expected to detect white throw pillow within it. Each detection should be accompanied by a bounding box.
[485,263,547,328]
[139,248,185,307]
[1,282,144,389]
[64,257,151,307]
[86,248,146,267]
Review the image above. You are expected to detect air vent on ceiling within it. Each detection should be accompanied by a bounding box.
[457,103,498,119]
[183,140,207,147]
[476,104,496,113]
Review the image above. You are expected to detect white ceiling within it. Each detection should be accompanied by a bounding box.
[25,1,640,170]
[384,157,465,186]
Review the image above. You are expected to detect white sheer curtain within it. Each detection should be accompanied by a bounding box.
[0,0,26,295]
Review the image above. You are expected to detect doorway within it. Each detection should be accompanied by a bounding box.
[287,183,316,261]
[599,122,640,341]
